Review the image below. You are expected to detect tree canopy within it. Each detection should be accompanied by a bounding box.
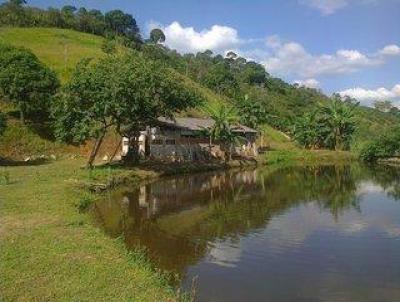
[0,43,59,123]
[0,1,142,46]
[53,52,204,167]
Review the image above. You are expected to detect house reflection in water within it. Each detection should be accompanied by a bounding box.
[93,169,260,274]
[93,164,376,278]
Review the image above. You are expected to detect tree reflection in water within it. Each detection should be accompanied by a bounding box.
[93,164,399,279]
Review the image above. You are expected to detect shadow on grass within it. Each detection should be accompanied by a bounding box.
[0,157,51,167]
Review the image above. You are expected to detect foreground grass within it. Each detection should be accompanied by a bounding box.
[0,159,177,301]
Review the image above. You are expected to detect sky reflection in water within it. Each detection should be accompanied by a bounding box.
[94,164,400,302]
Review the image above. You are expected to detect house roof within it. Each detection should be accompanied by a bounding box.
[157,117,258,133]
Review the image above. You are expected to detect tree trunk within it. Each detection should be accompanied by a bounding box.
[124,130,141,164]
[86,132,105,169]
[19,102,25,125]
[108,139,122,164]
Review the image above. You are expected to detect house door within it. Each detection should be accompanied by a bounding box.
[144,135,151,157]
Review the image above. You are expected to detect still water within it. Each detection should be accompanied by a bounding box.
[93,164,400,302]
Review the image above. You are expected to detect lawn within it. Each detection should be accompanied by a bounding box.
[0,159,178,301]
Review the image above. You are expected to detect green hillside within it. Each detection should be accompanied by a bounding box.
[0,27,398,158]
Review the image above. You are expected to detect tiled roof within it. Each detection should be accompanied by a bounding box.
[157,117,258,133]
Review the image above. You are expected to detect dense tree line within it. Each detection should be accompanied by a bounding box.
[0,0,142,47]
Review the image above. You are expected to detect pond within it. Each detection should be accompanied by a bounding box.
[93,164,400,302]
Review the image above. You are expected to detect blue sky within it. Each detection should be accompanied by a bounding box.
[21,0,400,106]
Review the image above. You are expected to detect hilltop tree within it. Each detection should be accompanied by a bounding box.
[0,44,59,124]
[53,52,204,168]
[105,10,140,41]
[149,28,166,44]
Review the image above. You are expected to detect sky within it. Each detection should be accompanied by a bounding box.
[23,0,400,107]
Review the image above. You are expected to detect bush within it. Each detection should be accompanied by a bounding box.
[360,128,400,162]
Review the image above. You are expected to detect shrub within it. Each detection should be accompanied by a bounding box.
[360,128,400,162]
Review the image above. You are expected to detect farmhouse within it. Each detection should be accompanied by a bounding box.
[121,117,258,161]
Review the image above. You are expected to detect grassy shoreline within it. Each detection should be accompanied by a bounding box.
[1,151,354,301]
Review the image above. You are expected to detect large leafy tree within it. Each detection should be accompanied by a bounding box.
[0,43,59,124]
[53,52,204,168]
[105,10,140,42]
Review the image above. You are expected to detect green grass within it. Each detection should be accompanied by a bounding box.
[0,159,180,301]
[0,27,104,82]
[265,149,355,166]
[260,124,298,151]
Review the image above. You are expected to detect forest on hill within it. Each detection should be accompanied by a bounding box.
[0,0,399,162]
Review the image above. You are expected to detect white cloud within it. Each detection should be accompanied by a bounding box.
[299,0,348,15]
[339,84,400,107]
[299,0,400,15]
[379,44,400,56]
[294,78,320,89]
[151,21,241,54]
[263,37,381,78]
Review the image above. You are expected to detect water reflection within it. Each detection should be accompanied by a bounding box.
[93,164,400,301]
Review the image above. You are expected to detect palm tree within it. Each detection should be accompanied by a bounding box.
[293,110,324,149]
[320,99,357,150]
[203,103,243,161]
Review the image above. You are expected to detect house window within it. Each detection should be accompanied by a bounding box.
[166,139,176,145]
[152,139,164,145]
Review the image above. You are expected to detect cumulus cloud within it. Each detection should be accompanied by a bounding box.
[339,84,400,107]
[294,78,320,89]
[149,21,241,54]
[379,44,400,56]
[298,0,400,15]
[299,0,348,15]
[263,36,381,78]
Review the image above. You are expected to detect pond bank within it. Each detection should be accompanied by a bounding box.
[82,150,355,193]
